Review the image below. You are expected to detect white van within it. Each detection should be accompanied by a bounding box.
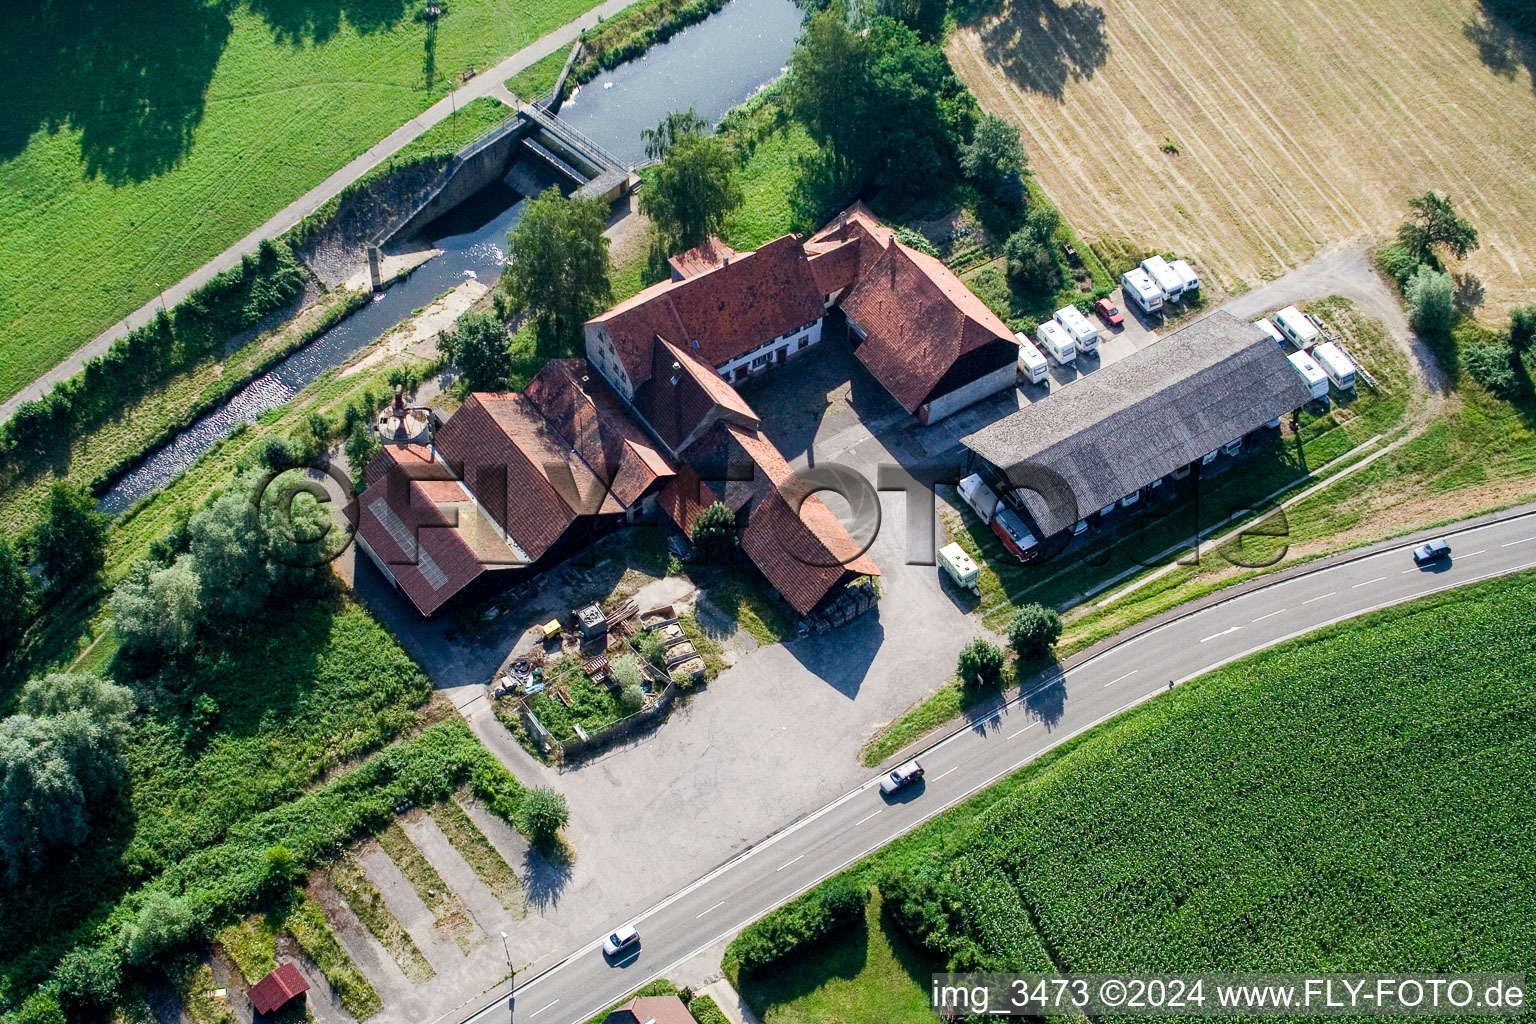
[957,474,1000,523]
[1288,350,1330,400]
[1036,320,1077,365]
[1141,255,1183,301]
[1274,306,1320,349]
[1170,259,1199,295]
[1014,333,1050,384]
[1122,269,1164,315]
[1312,341,1357,391]
[1054,305,1100,354]
[1253,317,1286,347]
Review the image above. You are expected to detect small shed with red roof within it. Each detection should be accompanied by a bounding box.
[248,962,308,1016]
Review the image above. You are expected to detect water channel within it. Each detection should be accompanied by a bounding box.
[100,0,803,514]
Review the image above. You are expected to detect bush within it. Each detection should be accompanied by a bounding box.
[634,629,668,669]
[1461,341,1524,400]
[13,989,66,1024]
[1406,264,1454,335]
[1374,242,1420,288]
[516,787,570,846]
[690,501,737,561]
[723,877,867,977]
[689,995,732,1024]
[617,683,645,714]
[1008,604,1063,658]
[54,945,123,1011]
[956,637,1005,690]
[610,654,645,691]
[30,481,108,590]
[120,892,196,966]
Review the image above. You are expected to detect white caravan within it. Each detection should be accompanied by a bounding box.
[1312,341,1357,391]
[1036,320,1077,365]
[1014,333,1050,384]
[1054,305,1100,354]
[1122,268,1164,315]
[1288,350,1329,400]
[1274,306,1320,349]
[1141,255,1183,301]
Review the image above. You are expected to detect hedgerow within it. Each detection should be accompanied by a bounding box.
[722,877,868,979]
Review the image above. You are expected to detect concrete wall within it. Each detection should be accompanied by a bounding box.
[374,118,532,248]
[921,360,1019,425]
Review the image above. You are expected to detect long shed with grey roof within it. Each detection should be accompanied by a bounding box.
[960,311,1314,539]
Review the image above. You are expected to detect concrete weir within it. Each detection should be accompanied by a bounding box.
[372,104,632,253]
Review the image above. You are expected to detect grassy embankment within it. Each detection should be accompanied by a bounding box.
[743,571,1536,1023]
[0,0,599,402]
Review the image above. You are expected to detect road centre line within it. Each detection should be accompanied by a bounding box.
[1200,626,1241,643]
[1252,608,1287,622]
[1502,537,1534,547]
[1463,549,1486,557]
[775,855,803,872]
[853,810,882,827]
[1302,591,1337,604]
[1008,722,1040,739]
[1103,669,1139,688]
[933,766,959,781]
[696,901,725,919]
[530,1000,559,1017]
[1352,576,1387,588]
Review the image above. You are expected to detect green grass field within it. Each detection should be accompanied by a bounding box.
[0,0,596,402]
[859,571,1536,986]
[738,895,941,1024]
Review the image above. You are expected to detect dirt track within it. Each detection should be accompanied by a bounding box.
[947,0,1536,317]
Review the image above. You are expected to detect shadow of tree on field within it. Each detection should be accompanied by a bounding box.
[1464,0,1536,88]
[0,0,231,183]
[956,0,1110,101]
[246,0,414,46]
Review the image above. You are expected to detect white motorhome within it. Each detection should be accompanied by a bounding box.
[1014,333,1050,384]
[1312,341,1357,391]
[1253,317,1286,347]
[1170,259,1200,295]
[1121,268,1164,315]
[957,473,1000,523]
[1274,306,1320,349]
[1054,305,1100,354]
[1288,350,1330,400]
[1036,320,1077,365]
[1141,255,1183,301]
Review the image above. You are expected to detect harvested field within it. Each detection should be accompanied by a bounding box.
[947,0,1536,315]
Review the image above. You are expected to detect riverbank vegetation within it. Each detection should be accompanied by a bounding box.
[731,572,1536,1013]
[0,0,610,404]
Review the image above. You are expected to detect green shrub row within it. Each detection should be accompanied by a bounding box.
[47,720,526,1013]
[1,241,306,472]
[722,877,868,979]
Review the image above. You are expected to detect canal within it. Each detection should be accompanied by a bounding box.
[100,0,802,514]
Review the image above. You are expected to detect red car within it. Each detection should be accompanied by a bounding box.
[1094,297,1124,327]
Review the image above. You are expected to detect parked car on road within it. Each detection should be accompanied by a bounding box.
[880,761,925,796]
[1412,539,1451,566]
[602,925,640,958]
[1094,297,1124,326]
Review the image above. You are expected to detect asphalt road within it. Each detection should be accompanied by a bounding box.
[464,509,1536,1024]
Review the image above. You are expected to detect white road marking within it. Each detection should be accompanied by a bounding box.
[1402,567,1420,574]
[1252,608,1288,622]
[1502,537,1534,547]
[1102,669,1139,688]
[853,810,882,827]
[530,1000,560,1017]
[1351,576,1387,588]
[1302,591,1337,604]
[696,900,725,918]
[933,766,959,781]
[1008,722,1039,739]
[1200,626,1241,643]
[1463,549,1486,557]
[775,855,803,872]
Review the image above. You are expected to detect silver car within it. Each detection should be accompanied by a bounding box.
[602,924,639,958]
[879,760,925,796]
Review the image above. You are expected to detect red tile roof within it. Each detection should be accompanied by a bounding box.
[249,963,308,1015]
[841,240,1017,414]
[668,238,737,279]
[523,358,675,507]
[588,234,826,386]
[603,995,697,1024]
[658,424,878,616]
[636,338,760,455]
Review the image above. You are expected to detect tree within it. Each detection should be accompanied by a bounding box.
[873,0,947,41]
[861,18,975,199]
[0,673,134,883]
[961,113,1025,196]
[956,637,1005,690]
[54,945,123,1010]
[345,420,382,478]
[13,989,67,1024]
[516,787,570,845]
[1005,205,1062,295]
[690,501,737,562]
[504,188,612,355]
[120,892,196,966]
[640,132,743,253]
[0,535,32,663]
[1007,603,1063,658]
[1509,305,1536,353]
[188,480,274,620]
[786,4,874,183]
[438,311,511,391]
[31,481,107,591]
[640,107,709,161]
[110,556,203,657]
[1405,264,1455,335]
[1397,191,1479,267]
